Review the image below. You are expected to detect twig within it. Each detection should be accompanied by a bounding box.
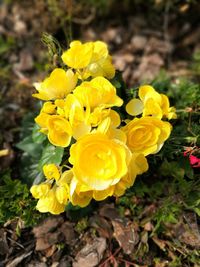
[7,237,25,249]
[99,247,121,267]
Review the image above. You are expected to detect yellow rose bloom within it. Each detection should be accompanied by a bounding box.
[47,115,72,147]
[69,132,132,190]
[73,77,123,110]
[32,68,77,100]
[61,41,94,69]
[126,85,177,120]
[123,117,172,156]
[69,153,148,206]
[43,163,60,180]
[36,189,65,214]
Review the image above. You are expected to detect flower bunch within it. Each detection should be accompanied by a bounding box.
[31,40,176,214]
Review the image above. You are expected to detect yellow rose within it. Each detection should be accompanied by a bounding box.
[32,68,77,100]
[69,132,132,190]
[36,188,65,214]
[73,77,123,110]
[61,41,94,69]
[69,153,148,205]
[43,163,60,180]
[123,117,172,156]
[47,115,72,147]
[126,85,177,120]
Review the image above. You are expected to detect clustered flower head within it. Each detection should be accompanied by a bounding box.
[31,40,176,214]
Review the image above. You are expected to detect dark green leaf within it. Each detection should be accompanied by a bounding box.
[38,144,64,170]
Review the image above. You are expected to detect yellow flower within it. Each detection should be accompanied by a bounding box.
[69,153,148,205]
[73,77,123,110]
[68,148,148,206]
[55,170,72,205]
[35,112,50,131]
[70,179,114,206]
[33,68,77,100]
[43,163,60,180]
[41,102,56,114]
[61,41,94,69]
[69,132,132,190]
[61,40,115,79]
[64,94,91,139]
[95,116,126,143]
[123,117,172,156]
[30,183,51,199]
[87,41,115,79]
[126,85,177,120]
[160,94,177,119]
[47,115,72,147]
[36,188,65,214]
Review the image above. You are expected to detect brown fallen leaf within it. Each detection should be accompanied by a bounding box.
[133,53,164,82]
[59,221,77,245]
[89,215,113,240]
[33,216,64,238]
[112,220,139,255]
[99,203,121,220]
[13,49,34,72]
[166,212,200,248]
[131,35,147,51]
[73,237,106,267]
[33,216,64,252]
[152,236,167,251]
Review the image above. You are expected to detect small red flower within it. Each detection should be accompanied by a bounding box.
[184,146,200,168]
[189,154,200,168]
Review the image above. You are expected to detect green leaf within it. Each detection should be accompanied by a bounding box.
[32,125,47,144]
[16,136,42,158]
[179,156,194,179]
[38,144,64,170]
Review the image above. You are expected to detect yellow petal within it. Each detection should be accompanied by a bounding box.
[43,164,60,180]
[62,41,93,69]
[126,98,144,116]
[33,68,77,100]
[36,189,65,214]
[55,185,69,204]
